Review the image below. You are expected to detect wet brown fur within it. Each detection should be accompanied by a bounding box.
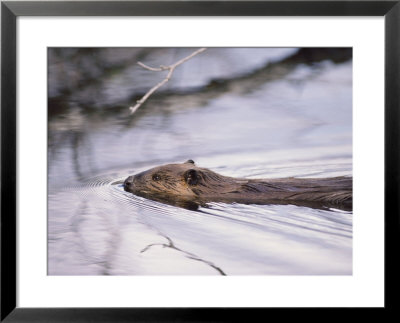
[124,160,352,211]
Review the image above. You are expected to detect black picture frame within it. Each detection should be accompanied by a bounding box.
[1,1,399,321]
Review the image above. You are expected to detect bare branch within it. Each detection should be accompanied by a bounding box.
[130,48,207,114]
[137,61,166,72]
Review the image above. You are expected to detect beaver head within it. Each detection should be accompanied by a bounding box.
[124,160,238,207]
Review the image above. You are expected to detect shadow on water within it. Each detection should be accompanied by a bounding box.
[48,47,352,116]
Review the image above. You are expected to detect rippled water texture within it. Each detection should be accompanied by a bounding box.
[48,48,352,275]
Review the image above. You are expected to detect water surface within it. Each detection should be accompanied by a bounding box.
[48,48,352,275]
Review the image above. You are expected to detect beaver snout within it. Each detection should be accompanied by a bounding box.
[123,176,135,192]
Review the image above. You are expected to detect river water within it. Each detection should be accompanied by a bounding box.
[48,48,352,275]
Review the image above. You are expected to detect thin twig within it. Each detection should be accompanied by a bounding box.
[140,232,226,275]
[130,48,207,114]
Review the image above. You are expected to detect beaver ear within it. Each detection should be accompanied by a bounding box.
[184,159,195,165]
[184,169,199,186]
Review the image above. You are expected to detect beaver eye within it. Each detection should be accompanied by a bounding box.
[152,174,161,181]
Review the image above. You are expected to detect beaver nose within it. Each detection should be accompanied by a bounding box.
[124,176,134,191]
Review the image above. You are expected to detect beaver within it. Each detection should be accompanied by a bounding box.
[124,160,352,211]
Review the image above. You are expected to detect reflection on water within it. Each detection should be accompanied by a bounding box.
[48,48,352,275]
